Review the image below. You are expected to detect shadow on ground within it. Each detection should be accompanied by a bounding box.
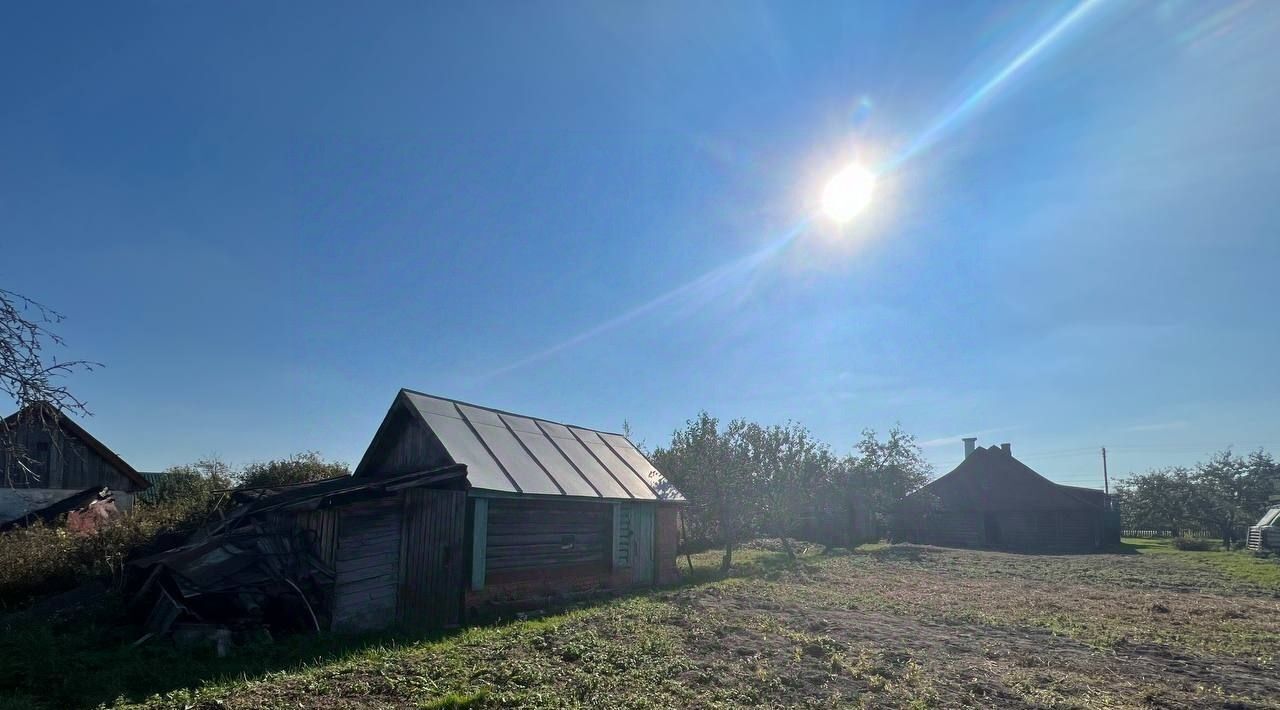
[3,556,778,709]
[0,604,465,710]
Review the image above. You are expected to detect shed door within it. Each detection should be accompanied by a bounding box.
[332,499,403,633]
[631,504,655,585]
[398,489,467,629]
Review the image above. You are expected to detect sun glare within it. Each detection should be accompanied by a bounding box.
[821,163,876,223]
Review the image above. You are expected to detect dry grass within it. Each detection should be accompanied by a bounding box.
[756,544,1280,661]
[6,539,1278,709]
[0,499,216,610]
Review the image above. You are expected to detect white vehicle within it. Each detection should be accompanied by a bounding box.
[1246,505,1280,552]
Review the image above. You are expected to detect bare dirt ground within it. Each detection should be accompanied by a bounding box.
[663,572,1280,708]
[102,541,1280,709]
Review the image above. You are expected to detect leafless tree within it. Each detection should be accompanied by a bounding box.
[1,288,99,486]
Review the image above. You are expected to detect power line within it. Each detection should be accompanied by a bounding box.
[1105,443,1279,453]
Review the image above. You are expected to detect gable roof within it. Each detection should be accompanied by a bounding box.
[354,389,683,502]
[3,404,149,490]
[902,445,1101,512]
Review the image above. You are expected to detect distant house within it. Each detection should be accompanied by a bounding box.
[1,405,150,527]
[893,439,1118,552]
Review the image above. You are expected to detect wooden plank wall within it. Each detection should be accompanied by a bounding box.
[914,510,1102,551]
[654,505,681,585]
[612,502,632,570]
[1,422,134,491]
[363,404,452,477]
[485,499,612,578]
[1055,511,1100,550]
[631,504,655,584]
[987,511,1100,551]
[398,489,466,629]
[331,498,403,633]
[921,512,984,548]
[471,498,487,590]
[293,509,340,568]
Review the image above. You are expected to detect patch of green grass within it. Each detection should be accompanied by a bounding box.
[418,689,490,709]
[1123,536,1280,589]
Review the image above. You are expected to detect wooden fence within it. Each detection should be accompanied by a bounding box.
[1122,528,1243,540]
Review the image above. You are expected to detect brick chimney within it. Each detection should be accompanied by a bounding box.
[963,437,977,459]
[1000,443,1012,456]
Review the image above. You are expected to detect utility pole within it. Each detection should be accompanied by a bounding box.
[1101,447,1110,497]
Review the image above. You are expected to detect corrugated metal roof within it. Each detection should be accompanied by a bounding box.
[136,471,168,502]
[401,390,683,502]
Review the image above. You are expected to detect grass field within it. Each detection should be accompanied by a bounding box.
[3,538,1278,709]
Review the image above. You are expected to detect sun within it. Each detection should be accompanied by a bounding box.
[821,163,876,223]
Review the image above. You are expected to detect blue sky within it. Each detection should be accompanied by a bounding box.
[3,1,1278,487]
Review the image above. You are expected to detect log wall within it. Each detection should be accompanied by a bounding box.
[899,509,1105,552]
[484,499,612,579]
[466,498,681,614]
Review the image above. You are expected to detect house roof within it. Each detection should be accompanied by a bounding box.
[3,404,149,490]
[356,389,683,502]
[1055,483,1108,508]
[901,445,1103,513]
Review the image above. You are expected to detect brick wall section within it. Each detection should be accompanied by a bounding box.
[655,505,681,585]
[465,565,634,616]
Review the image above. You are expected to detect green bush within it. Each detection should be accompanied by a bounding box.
[0,459,232,609]
[1172,536,1219,551]
[0,497,218,609]
[0,452,348,610]
[148,465,231,506]
[237,451,348,490]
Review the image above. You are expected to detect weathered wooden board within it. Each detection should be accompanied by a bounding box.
[292,509,339,567]
[331,499,403,633]
[1,420,136,491]
[483,499,611,574]
[357,402,454,477]
[398,488,466,629]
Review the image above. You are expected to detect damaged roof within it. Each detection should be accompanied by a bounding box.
[205,464,467,533]
[126,465,467,638]
[354,389,683,502]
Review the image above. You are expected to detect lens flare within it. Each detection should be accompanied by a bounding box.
[821,163,876,223]
[883,0,1105,171]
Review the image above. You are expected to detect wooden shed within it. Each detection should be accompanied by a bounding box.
[892,442,1118,552]
[1,405,149,526]
[319,389,684,632]
[2,405,148,492]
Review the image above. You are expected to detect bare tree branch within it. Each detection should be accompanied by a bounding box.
[0,288,100,486]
